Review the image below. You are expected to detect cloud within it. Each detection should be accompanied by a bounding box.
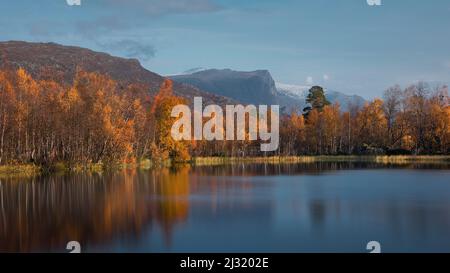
[74,16,131,39]
[26,0,222,40]
[323,74,329,81]
[70,0,222,39]
[103,0,222,16]
[100,39,156,61]
[306,76,313,85]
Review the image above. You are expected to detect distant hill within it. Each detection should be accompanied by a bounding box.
[170,68,366,112]
[171,69,279,105]
[276,83,367,112]
[0,41,232,105]
[1,42,365,110]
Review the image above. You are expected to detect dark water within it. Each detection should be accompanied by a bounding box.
[1,162,450,253]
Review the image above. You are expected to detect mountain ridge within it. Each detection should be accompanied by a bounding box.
[171,68,367,112]
[171,68,279,105]
[275,82,366,112]
[0,41,233,105]
[0,41,366,110]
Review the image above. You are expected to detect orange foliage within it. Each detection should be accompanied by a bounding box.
[0,69,191,166]
[0,68,448,165]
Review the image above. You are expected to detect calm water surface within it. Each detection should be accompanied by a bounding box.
[1,162,450,253]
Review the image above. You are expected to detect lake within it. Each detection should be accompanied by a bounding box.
[1,162,450,253]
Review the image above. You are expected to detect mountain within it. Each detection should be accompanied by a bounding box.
[170,69,279,105]
[325,90,367,111]
[182,67,208,74]
[276,82,366,112]
[170,68,366,112]
[0,41,232,105]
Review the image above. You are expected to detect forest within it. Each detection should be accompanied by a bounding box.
[0,68,448,169]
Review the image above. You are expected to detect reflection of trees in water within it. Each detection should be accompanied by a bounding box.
[148,166,190,245]
[1,163,449,252]
[0,166,191,252]
[192,162,450,176]
[0,164,260,252]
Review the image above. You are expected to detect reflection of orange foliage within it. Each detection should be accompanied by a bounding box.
[152,166,190,243]
[0,167,191,252]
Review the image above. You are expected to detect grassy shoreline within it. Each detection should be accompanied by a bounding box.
[0,159,170,178]
[192,155,450,166]
[1,155,449,178]
[0,164,42,178]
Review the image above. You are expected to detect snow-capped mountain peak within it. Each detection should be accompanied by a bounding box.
[275,82,310,98]
[275,82,367,112]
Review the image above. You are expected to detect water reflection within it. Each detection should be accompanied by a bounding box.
[0,162,449,253]
[0,166,192,252]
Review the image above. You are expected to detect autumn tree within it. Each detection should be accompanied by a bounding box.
[383,85,403,148]
[402,82,431,154]
[150,79,190,162]
[280,111,305,155]
[427,86,449,154]
[354,99,387,153]
[321,104,342,154]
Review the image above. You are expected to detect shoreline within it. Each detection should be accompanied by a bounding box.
[192,155,450,166]
[0,164,42,178]
[1,155,449,178]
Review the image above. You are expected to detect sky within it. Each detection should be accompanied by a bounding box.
[0,0,450,98]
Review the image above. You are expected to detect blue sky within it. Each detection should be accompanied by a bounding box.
[1,0,449,98]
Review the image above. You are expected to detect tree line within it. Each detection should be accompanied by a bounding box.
[277,84,449,156]
[187,85,449,157]
[0,68,188,166]
[0,68,448,168]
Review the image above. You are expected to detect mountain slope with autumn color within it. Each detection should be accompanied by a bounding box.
[0,41,232,105]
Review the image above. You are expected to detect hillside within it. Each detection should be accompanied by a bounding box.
[0,41,232,104]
